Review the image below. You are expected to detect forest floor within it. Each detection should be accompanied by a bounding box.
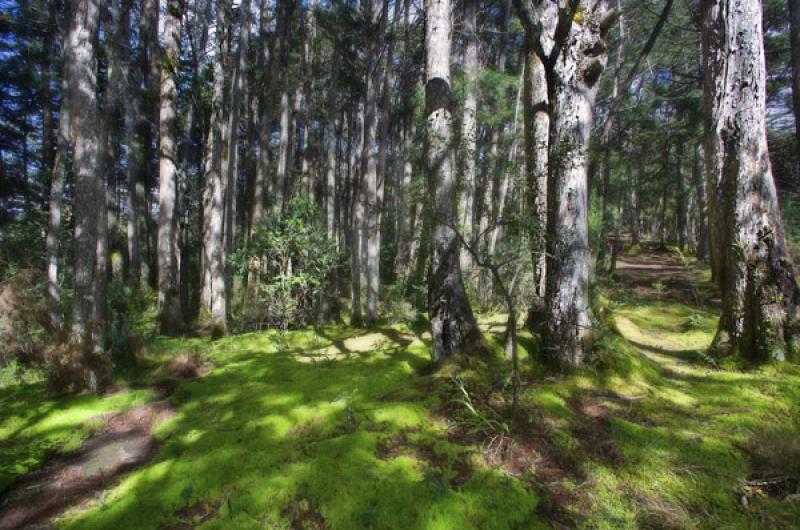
[2,245,800,529]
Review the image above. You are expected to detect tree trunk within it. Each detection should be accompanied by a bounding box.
[425,0,480,362]
[47,79,69,333]
[692,144,708,262]
[201,0,230,333]
[675,139,687,252]
[702,0,799,361]
[537,1,612,368]
[523,38,548,326]
[459,0,478,274]
[224,0,252,314]
[351,99,365,326]
[273,0,294,216]
[157,0,184,333]
[65,0,102,356]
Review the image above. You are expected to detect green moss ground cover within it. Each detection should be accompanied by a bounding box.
[2,253,799,529]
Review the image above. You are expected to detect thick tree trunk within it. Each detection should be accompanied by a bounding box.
[157,0,184,333]
[425,0,480,362]
[538,1,611,368]
[702,0,799,361]
[65,0,102,355]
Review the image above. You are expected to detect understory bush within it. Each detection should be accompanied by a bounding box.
[232,198,338,331]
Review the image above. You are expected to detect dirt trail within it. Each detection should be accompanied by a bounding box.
[0,390,176,530]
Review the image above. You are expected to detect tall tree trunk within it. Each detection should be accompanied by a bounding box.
[425,0,480,362]
[675,139,687,252]
[157,0,184,333]
[47,80,69,333]
[202,0,230,332]
[519,0,613,367]
[692,144,708,262]
[223,0,252,314]
[523,39,548,324]
[65,0,102,354]
[394,0,415,272]
[364,0,387,324]
[273,0,294,215]
[351,99,366,326]
[123,0,142,286]
[459,0,478,274]
[702,0,799,361]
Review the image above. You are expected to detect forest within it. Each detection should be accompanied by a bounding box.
[0,0,799,527]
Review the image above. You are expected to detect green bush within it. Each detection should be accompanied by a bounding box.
[232,198,338,331]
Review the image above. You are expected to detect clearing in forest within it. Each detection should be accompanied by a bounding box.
[1,245,799,529]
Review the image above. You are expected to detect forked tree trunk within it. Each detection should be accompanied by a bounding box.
[425,0,480,362]
[157,0,184,333]
[522,0,613,368]
[702,0,799,361]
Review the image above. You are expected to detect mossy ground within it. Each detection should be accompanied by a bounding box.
[1,248,799,529]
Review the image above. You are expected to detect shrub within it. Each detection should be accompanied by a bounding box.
[232,198,338,331]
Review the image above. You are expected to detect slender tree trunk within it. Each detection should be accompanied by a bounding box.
[702,0,799,361]
[693,144,708,262]
[425,0,480,362]
[351,100,365,326]
[202,0,230,332]
[274,0,294,215]
[523,39,548,325]
[47,81,69,333]
[675,139,687,252]
[363,0,387,324]
[394,0,414,272]
[65,0,102,355]
[459,0,478,273]
[157,0,184,333]
[223,0,252,314]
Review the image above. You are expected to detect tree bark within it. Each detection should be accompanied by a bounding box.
[692,144,708,262]
[517,0,613,367]
[157,0,185,333]
[425,0,480,362]
[522,38,548,325]
[65,0,102,355]
[702,0,799,361]
[273,0,294,215]
[201,0,231,332]
[47,79,69,333]
[458,0,478,274]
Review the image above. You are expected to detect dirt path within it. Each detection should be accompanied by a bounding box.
[0,388,176,530]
